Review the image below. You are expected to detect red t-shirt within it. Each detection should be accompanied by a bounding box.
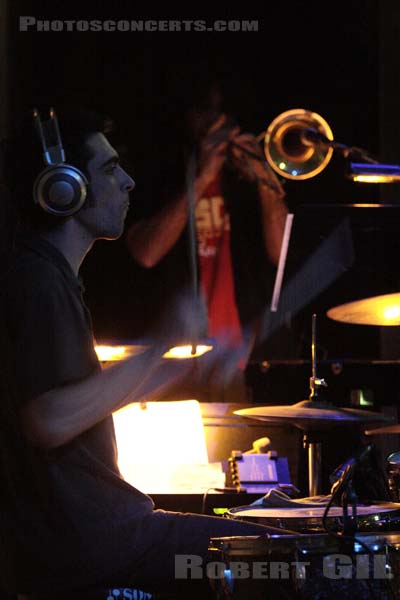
[196,176,245,355]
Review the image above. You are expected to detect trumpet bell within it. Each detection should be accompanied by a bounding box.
[264,108,334,180]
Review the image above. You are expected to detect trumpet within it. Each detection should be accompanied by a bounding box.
[262,108,335,180]
[230,108,400,184]
[230,108,336,181]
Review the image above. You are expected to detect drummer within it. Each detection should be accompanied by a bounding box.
[0,106,295,599]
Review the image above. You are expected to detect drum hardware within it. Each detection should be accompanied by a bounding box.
[235,404,391,497]
[208,532,400,600]
[363,425,400,509]
[327,295,400,505]
[329,442,392,506]
[386,451,400,503]
[225,502,400,535]
[322,443,379,540]
[235,315,393,496]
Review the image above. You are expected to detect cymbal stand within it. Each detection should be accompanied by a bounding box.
[303,314,328,496]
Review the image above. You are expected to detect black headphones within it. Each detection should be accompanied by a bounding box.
[33,108,88,216]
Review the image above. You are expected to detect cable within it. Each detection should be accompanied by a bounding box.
[201,487,246,515]
[322,477,395,599]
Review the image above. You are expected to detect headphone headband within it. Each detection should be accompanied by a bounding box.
[33,108,88,216]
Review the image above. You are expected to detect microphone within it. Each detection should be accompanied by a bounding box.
[330,443,375,537]
[330,443,375,498]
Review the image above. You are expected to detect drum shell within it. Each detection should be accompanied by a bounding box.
[387,455,400,502]
[226,502,400,534]
[208,533,400,600]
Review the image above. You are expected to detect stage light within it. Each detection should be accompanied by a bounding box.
[112,400,225,493]
[348,162,400,183]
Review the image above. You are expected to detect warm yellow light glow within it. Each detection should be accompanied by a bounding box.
[383,305,400,321]
[112,400,224,493]
[95,345,127,361]
[351,174,400,183]
[95,343,148,362]
[95,342,213,362]
[163,344,213,359]
[327,292,400,326]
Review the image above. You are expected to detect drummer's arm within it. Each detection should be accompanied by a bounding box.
[20,347,192,449]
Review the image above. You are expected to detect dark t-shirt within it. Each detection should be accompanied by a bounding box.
[1,235,154,592]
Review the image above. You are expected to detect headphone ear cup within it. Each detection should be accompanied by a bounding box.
[33,164,88,216]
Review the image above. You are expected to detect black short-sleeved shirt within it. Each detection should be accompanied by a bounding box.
[1,234,154,592]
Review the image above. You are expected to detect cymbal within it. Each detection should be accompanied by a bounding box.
[235,400,394,431]
[365,424,400,436]
[95,342,149,362]
[327,293,400,326]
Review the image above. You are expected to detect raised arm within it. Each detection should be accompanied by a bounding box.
[229,132,288,265]
[126,115,238,268]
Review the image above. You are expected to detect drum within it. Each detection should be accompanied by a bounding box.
[387,452,400,502]
[208,532,400,599]
[227,502,400,534]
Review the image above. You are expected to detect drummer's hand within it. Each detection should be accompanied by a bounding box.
[197,115,240,189]
[192,336,249,391]
[149,288,209,354]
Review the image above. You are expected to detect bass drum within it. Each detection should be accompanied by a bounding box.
[208,532,400,600]
[226,502,400,534]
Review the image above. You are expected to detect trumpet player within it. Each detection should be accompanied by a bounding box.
[126,81,288,402]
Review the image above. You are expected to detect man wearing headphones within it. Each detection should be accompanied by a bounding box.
[0,108,289,599]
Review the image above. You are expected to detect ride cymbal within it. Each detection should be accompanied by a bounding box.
[327,292,400,326]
